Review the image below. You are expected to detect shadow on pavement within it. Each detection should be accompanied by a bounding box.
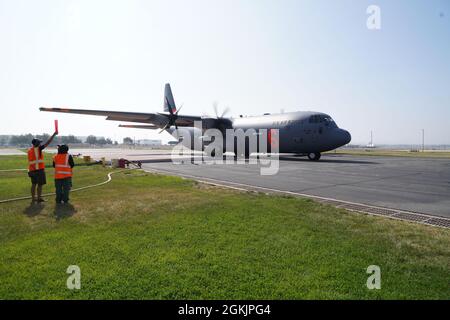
[139,154,380,165]
[279,156,379,164]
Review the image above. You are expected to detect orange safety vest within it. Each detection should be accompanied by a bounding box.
[53,154,73,179]
[28,147,45,172]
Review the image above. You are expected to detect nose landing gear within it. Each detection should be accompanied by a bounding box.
[307,152,321,161]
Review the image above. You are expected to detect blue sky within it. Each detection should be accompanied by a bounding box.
[0,0,449,145]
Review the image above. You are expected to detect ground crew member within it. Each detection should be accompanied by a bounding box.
[53,144,75,204]
[28,132,57,203]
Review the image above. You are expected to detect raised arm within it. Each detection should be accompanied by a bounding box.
[43,131,58,149]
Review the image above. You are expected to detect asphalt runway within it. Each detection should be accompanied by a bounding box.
[141,154,450,219]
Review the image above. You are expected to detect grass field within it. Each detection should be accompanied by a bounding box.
[0,154,449,299]
[328,149,450,158]
[0,156,106,201]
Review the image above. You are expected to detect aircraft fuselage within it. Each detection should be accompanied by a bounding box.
[169,111,351,155]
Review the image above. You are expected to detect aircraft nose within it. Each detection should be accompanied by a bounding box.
[340,129,351,145]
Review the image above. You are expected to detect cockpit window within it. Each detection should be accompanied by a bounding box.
[309,115,319,123]
[309,115,337,127]
[325,117,337,127]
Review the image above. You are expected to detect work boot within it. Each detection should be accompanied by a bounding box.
[37,198,46,203]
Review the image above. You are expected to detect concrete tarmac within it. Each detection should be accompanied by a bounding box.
[141,154,450,218]
[0,148,25,155]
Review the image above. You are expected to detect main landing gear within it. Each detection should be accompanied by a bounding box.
[307,152,321,161]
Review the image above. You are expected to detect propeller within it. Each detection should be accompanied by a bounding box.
[210,102,232,132]
[213,101,230,119]
[159,102,183,133]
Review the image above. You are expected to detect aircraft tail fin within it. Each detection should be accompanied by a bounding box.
[163,83,177,114]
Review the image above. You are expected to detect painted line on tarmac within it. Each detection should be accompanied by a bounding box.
[144,167,450,229]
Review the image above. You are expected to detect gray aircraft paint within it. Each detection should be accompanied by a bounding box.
[168,111,351,154]
[231,111,350,153]
[39,83,351,158]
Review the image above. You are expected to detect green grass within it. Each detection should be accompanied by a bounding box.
[328,149,450,158]
[0,154,106,200]
[0,155,449,299]
[0,155,30,170]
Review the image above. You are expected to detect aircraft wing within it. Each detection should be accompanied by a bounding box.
[118,124,159,129]
[39,107,203,127]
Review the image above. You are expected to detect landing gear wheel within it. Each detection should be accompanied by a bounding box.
[233,146,250,160]
[307,152,321,161]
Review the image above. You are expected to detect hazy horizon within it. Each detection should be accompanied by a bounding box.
[1,0,449,145]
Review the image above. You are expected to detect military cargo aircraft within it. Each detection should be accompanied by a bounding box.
[40,83,351,160]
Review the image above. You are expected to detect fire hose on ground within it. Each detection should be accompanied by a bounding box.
[0,169,135,204]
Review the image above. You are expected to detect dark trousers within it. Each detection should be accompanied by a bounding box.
[55,178,72,203]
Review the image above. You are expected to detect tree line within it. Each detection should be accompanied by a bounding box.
[0,134,138,146]
[85,135,114,145]
[0,134,124,147]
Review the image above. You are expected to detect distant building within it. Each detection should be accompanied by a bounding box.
[137,139,162,146]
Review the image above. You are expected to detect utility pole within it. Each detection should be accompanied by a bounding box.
[422,129,425,152]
